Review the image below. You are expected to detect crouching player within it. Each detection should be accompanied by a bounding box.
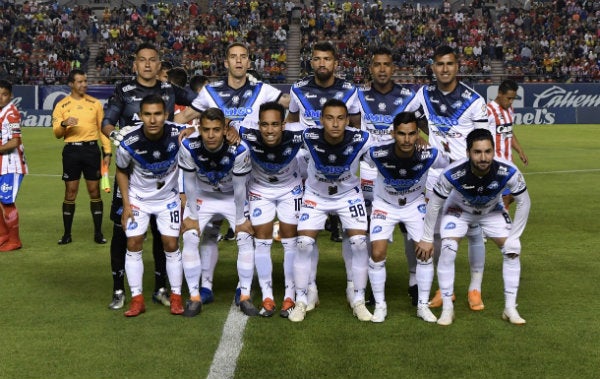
[364,112,448,323]
[115,95,185,317]
[416,129,531,326]
[178,108,256,317]
[239,102,305,317]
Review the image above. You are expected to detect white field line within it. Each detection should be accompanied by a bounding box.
[206,302,248,379]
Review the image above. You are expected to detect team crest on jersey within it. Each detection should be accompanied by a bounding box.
[267,153,276,161]
[398,168,407,176]
[328,154,337,163]
[153,151,161,159]
[378,102,386,112]
[232,95,240,105]
[440,104,448,113]
[319,97,327,106]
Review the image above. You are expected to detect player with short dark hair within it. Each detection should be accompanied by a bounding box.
[416,128,531,326]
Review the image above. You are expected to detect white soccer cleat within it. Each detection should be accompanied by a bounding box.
[352,300,373,322]
[437,309,455,326]
[306,285,319,312]
[288,302,307,322]
[417,304,438,323]
[346,281,355,306]
[502,307,526,325]
[371,303,387,323]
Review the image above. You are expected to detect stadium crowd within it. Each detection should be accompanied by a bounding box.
[1,0,600,84]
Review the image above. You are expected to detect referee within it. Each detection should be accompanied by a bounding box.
[52,69,111,245]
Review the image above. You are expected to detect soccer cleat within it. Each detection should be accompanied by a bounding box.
[183,300,202,317]
[108,290,125,310]
[94,233,107,244]
[502,307,526,325]
[408,284,418,306]
[234,287,241,306]
[124,294,145,317]
[200,287,214,304]
[429,289,456,308]
[279,297,295,318]
[152,287,171,306]
[259,298,276,317]
[371,303,387,323]
[437,309,455,326]
[352,300,373,321]
[170,294,184,315]
[57,235,72,245]
[417,304,438,323]
[239,296,259,316]
[0,241,21,252]
[306,286,319,311]
[330,229,343,242]
[468,289,485,311]
[288,302,307,322]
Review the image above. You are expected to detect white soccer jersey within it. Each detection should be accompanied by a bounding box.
[240,121,305,198]
[115,123,182,203]
[302,127,373,199]
[0,103,28,175]
[190,79,282,129]
[289,76,361,127]
[178,137,252,194]
[487,100,514,161]
[413,82,489,162]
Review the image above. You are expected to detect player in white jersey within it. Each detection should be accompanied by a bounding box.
[115,95,186,317]
[175,42,289,128]
[363,112,448,323]
[416,129,531,326]
[357,47,422,306]
[239,102,305,318]
[0,80,28,252]
[288,99,374,323]
[178,108,256,317]
[413,45,490,311]
[175,42,289,305]
[487,79,529,209]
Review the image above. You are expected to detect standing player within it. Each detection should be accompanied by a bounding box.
[364,112,448,323]
[174,42,289,304]
[413,45,490,311]
[0,80,28,252]
[487,79,529,209]
[416,129,531,325]
[357,46,422,306]
[114,95,186,317]
[239,102,305,318]
[288,99,373,323]
[52,69,111,245]
[178,108,255,317]
[286,41,361,309]
[102,42,197,310]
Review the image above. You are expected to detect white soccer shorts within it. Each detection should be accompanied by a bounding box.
[124,196,181,238]
[297,189,368,232]
[369,197,427,242]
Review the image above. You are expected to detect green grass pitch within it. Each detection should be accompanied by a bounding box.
[0,125,598,378]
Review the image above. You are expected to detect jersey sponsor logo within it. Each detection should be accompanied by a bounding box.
[242,133,257,141]
[124,135,140,145]
[451,169,467,180]
[224,107,252,117]
[497,165,509,176]
[167,143,177,152]
[134,149,147,155]
[305,93,317,98]
[372,148,388,158]
[122,84,136,92]
[364,113,394,126]
[305,132,320,140]
[496,124,513,134]
[0,183,13,193]
[188,141,202,149]
[372,225,383,234]
[304,109,321,119]
[352,134,365,142]
[218,92,231,97]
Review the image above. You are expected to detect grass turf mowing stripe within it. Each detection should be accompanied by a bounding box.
[207,302,248,379]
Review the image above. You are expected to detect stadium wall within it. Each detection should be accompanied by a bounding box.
[13,83,600,127]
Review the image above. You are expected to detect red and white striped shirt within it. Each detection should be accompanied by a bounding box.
[487,100,514,161]
[0,103,28,175]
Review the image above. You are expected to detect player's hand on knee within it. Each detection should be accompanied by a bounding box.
[181,217,199,233]
[415,240,434,261]
[235,219,254,236]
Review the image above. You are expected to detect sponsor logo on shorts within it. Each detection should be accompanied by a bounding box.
[167,201,178,210]
[127,221,138,230]
[291,185,303,195]
[303,200,317,209]
[347,198,362,206]
[371,210,387,220]
[252,208,262,218]
[444,222,456,230]
[299,213,309,221]
[418,204,427,214]
[372,225,383,234]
